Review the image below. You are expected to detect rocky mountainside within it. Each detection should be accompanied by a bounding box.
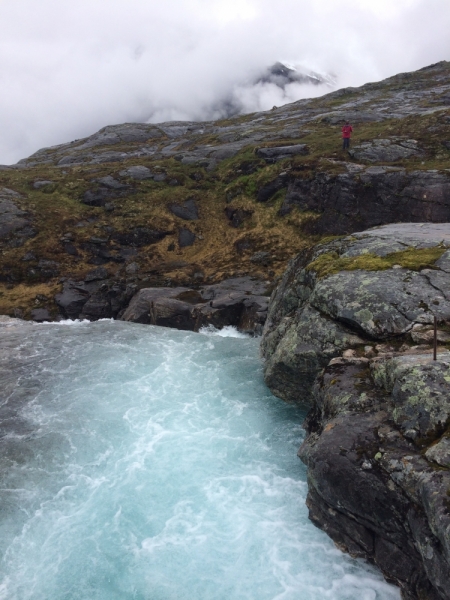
[0,61,449,321]
[261,223,450,599]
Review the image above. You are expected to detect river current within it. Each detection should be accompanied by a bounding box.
[0,320,400,600]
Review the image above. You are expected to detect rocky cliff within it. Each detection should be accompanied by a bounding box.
[261,223,450,599]
[0,61,449,322]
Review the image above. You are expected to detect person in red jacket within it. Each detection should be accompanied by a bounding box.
[342,121,353,150]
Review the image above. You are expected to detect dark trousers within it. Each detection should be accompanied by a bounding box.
[343,137,350,149]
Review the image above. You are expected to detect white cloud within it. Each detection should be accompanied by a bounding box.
[0,0,449,164]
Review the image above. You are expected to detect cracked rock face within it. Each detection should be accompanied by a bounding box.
[299,352,450,600]
[262,222,450,599]
[261,223,450,404]
[281,169,450,234]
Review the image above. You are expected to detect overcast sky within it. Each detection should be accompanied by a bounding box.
[0,0,449,165]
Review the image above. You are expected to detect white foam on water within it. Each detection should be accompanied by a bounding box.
[199,324,250,338]
[0,321,401,600]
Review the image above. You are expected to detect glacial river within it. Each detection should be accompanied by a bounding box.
[0,320,400,599]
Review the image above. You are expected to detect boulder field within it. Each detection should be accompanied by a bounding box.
[261,223,450,600]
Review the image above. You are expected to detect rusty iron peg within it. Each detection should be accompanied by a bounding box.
[433,315,437,361]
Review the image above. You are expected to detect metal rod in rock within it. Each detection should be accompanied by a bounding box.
[433,315,437,361]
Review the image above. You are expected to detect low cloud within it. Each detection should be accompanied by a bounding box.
[0,0,449,164]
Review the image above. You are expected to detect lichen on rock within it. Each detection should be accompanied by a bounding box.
[262,222,450,599]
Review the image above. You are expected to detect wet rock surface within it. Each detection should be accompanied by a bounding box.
[262,222,450,599]
[121,276,271,335]
[55,275,136,321]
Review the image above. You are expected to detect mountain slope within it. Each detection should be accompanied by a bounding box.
[0,60,449,320]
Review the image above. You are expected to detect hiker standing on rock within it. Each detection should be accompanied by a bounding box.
[342,121,353,150]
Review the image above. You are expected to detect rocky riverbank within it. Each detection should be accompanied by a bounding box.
[261,223,450,599]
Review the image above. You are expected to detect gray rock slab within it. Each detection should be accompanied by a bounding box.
[425,436,450,467]
[263,305,365,403]
[256,144,308,161]
[372,354,450,442]
[84,267,109,282]
[119,166,154,180]
[435,250,450,273]
[95,176,128,189]
[319,110,385,124]
[340,237,408,258]
[121,278,270,335]
[121,287,196,324]
[349,139,421,162]
[209,144,243,160]
[310,269,450,338]
[55,283,90,319]
[262,222,450,404]
[354,223,450,244]
[33,180,54,189]
[0,188,22,199]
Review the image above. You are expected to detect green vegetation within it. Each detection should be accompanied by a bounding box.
[307,246,447,278]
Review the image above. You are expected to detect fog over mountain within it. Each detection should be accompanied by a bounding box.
[0,0,449,165]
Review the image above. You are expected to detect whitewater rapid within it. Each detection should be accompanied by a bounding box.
[0,320,399,599]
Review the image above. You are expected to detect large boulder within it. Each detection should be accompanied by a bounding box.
[262,222,450,404]
[55,276,135,320]
[168,198,199,220]
[121,277,271,335]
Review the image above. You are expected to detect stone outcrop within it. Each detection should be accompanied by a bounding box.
[279,167,450,233]
[121,276,270,335]
[261,223,450,599]
[256,144,308,162]
[0,188,35,246]
[348,138,421,162]
[262,223,450,403]
[298,350,450,600]
[55,271,136,321]
[53,273,270,334]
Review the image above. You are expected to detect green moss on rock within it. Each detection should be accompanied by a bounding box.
[307,246,447,278]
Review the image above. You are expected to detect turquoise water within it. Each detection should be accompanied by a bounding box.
[0,320,400,600]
